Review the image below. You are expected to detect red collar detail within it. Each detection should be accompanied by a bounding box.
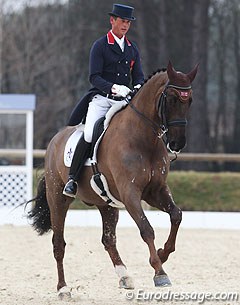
[125,37,131,47]
[107,31,132,46]
[107,31,115,44]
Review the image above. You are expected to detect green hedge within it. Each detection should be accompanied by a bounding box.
[167,171,240,212]
[33,170,240,212]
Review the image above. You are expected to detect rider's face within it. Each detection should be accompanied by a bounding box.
[110,17,131,38]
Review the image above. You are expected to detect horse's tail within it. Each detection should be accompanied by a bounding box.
[27,175,52,235]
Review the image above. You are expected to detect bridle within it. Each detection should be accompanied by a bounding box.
[126,82,192,139]
[157,83,192,131]
[126,83,192,161]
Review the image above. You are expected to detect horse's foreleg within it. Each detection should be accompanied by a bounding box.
[157,185,182,264]
[97,205,134,289]
[123,191,171,287]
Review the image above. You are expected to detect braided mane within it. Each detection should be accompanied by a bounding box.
[144,68,167,85]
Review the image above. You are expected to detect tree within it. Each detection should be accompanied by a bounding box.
[232,0,240,152]
[187,0,210,155]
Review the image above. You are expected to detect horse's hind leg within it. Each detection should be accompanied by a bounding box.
[46,186,72,299]
[97,205,134,289]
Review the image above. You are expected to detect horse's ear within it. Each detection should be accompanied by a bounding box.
[167,60,173,71]
[187,63,199,83]
[167,60,178,79]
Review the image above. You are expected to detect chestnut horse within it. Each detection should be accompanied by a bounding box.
[28,62,198,299]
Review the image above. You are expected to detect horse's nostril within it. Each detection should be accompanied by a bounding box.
[169,140,184,153]
[170,141,177,150]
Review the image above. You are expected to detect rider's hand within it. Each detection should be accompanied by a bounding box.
[134,84,142,90]
[111,84,131,97]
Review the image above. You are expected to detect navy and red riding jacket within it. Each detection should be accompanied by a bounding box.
[89,31,144,94]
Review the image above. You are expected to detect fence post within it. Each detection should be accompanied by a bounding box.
[0,94,36,207]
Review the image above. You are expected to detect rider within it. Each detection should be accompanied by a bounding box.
[63,3,144,198]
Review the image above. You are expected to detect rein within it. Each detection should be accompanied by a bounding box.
[126,91,167,139]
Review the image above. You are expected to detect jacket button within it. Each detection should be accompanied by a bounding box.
[125,74,128,76]
[117,73,120,76]
[118,61,121,64]
[126,61,128,64]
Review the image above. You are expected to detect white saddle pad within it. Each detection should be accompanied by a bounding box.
[64,125,85,167]
[63,124,106,168]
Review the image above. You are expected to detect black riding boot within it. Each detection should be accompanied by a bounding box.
[63,136,91,198]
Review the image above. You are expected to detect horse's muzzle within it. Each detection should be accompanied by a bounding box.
[168,136,186,153]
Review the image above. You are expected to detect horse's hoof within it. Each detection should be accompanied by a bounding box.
[58,286,72,300]
[119,276,134,289]
[154,274,172,287]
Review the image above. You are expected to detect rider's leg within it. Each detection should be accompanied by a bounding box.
[63,95,110,198]
[63,136,91,198]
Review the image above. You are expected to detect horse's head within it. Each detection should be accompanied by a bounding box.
[159,61,198,153]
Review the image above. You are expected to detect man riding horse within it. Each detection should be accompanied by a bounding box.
[63,4,144,198]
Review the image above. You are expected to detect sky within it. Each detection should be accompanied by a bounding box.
[1,0,67,13]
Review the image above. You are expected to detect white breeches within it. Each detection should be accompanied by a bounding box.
[83,94,121,143]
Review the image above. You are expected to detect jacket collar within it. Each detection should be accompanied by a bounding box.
[107,31,131,47]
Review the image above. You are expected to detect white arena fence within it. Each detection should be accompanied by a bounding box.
[0,167,27,206]
[0,208,239,230]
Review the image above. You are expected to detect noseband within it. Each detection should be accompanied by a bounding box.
[158,83,192,130]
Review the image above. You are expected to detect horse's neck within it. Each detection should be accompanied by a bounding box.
[119,77,165,148]
[132,76,165,120]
